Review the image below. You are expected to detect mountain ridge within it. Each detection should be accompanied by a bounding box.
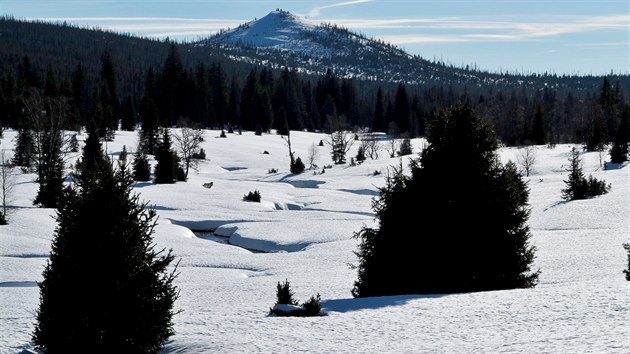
[200,9,626,89]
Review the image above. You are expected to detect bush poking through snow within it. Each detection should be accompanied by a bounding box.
[275,279,298,306]
[301,294,322,316]
[192,148,206,160]
[243,190,261,202]
[269,280,322,317]
[397,138,413,156]
[290,156,305,174]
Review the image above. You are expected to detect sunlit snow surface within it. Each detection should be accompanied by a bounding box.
[1,129,628,353]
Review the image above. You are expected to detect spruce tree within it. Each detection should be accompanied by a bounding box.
[561,147,610,201]
[132,151,151,182]
[12,128,36,169]
[33,129,65,208]
[397,138,413,156]
[154,128,176,184]
[353,102,539,297]
[372,87,386,133]
[139,95,160,155]
[75,127,108,184]
[531,104,546,145]
[610,105,629,163]
[33,142,178,352]
[121,96,137,131]
[561,147,588,200]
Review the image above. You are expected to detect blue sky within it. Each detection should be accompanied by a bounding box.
[2,0,628,75]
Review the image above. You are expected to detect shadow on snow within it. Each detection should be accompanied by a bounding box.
[322,294,447,313]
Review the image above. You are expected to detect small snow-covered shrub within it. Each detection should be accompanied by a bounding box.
[301,294,321,316]
[192,148,206,160]
[268,168,278,174]
[397,138,413,156]
[373,170,382,176]
[290,157,305,174]
[243,190,261,202]
[275,280,297,306]
[269,280,322,317]
[202,182,213,189]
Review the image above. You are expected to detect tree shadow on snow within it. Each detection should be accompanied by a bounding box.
[322,294,446,313]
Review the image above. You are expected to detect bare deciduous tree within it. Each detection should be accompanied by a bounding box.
[386,138,399,158]
[360,132,381,160]
[516,145,537,177]
[173,126,204,179]
[307,142,319,168]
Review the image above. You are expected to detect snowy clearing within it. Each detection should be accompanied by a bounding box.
[1,129,628,353]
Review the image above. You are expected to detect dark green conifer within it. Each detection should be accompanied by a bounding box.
[154,129,176,184]
[353,102,539,297]
[610,105,629,163]
[132,152,151,182]
[33,139,178,352]
[12,128,36,169]
[33,129,65,208]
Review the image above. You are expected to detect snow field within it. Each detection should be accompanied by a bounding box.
[0,128,628,353]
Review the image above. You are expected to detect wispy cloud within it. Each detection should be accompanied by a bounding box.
[322,14,629,43]
[308,0,374,18]
[28,17,245,39]
[25,13,628,44]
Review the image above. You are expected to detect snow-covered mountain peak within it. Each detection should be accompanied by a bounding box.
[218,9,317,49]
[204,9,466,83]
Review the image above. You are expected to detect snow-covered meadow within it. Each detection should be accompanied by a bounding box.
[1,128,628,353]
